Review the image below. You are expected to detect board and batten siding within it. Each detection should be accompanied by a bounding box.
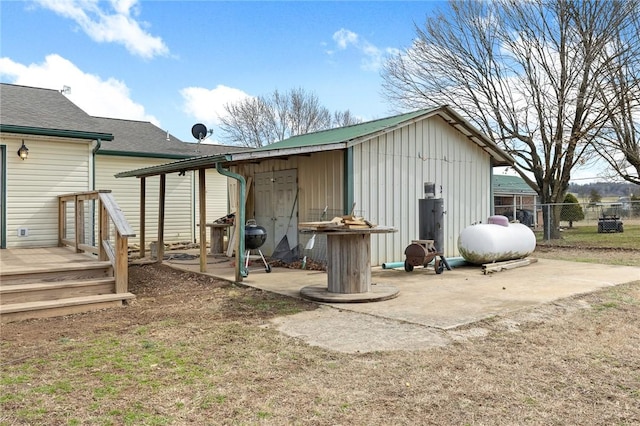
[96,156,229,246]
[3,136,92,248]
[232,150,343,222]
[229,150,343,252]
[353,115,492,265]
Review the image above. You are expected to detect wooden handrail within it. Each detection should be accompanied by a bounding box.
[58,191,135,294]
[98,192,135,237]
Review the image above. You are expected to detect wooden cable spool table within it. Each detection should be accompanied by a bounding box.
[298,226,400,303]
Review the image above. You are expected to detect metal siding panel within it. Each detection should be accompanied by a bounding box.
[354,117,494,265]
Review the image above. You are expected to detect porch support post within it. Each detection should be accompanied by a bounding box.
[157,174,166,262]
[198,169,207,273]
[216,163,246,282]
[139,177,146,258]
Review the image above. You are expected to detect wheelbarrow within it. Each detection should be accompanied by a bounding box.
[404,239,446,274]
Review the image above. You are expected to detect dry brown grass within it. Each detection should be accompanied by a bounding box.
[1,256,639,425]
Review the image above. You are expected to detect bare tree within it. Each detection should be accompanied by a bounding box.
[593,10,640,185]
[381,0,639,238]
[219,88,361,148]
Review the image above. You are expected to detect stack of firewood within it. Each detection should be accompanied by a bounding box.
[299,215,376,230]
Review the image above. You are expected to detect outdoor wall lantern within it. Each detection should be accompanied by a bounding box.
[17,140,29,160]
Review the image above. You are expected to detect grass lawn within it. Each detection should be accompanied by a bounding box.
[538,223,640,250]
[2,244,639,424]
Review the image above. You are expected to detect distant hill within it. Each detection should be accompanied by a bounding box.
[569,182,640,198]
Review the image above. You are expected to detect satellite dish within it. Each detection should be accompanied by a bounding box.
[191,123,208,141]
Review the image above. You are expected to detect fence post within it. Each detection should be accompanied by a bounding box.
[545,204,550,241]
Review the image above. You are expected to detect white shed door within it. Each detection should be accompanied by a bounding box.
[254,169,298,255]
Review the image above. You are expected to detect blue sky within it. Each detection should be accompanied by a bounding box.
[1,0,440,143]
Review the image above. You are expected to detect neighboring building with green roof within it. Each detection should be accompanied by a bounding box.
[493,174,538,226]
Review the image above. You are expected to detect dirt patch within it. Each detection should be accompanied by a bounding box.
[2,253,640,425]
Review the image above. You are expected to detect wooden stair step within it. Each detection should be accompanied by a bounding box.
[0,278,116,304]
[0,293,136,322]
[1,262,112,285]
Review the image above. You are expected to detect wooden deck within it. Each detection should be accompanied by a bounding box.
[1,247,135,322]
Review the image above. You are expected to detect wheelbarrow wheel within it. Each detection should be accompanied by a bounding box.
[404,260,414,272]
[434,258,444,274]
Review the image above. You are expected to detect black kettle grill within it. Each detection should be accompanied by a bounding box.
[244,220,271,273]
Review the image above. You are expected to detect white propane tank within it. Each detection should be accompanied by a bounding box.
[458,215,536,265]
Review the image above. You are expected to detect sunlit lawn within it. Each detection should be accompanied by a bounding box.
[537,223,639,249]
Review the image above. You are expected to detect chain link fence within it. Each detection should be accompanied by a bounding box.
[497,201,639,240]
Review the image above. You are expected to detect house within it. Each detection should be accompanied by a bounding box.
[0,83,239,250]
[493,174,539,227]
[117,106,514,267]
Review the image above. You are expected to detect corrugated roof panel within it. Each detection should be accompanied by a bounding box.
[493,175,536,194]
[253,109,432,151]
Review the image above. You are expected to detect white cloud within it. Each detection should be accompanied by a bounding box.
[34,0,168,59]
[180,85,252,126]
[330,28,400,71]
[333,28,359,49]
[0,54,159,124]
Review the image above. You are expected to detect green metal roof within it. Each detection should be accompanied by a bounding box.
[116,106,514,179]
[493,175,537,194]
[253,109,430,151]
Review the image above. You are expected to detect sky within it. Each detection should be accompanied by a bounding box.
[0,0,439,144]
[0,0,612,182]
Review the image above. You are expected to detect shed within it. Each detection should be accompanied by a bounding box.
[117,106,514,272]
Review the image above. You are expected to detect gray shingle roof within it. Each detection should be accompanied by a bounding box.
[0,83,104,134]
[93,116,244,158]
[1,83,245,158]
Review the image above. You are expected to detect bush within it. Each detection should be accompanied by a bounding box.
[561,193,585,228]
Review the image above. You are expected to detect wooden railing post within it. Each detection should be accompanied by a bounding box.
[75,196,84,253]
[115,233,129,293]
[98,201,109,261]
[58,197,65,247]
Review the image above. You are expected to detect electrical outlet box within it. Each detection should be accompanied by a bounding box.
[17,228,28,237]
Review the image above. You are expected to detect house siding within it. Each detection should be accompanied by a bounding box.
[3,136,91,248]
[353,115,492,264]
[96,156,229,246]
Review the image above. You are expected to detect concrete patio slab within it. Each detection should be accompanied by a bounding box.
[164,255,639,330]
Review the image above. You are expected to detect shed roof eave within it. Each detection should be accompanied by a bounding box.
[230,142,347,162]
[115,142,348,178]
[0,124,114,141]
[115,154,232,178]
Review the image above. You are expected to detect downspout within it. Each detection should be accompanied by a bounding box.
[343,147,354,214]
[216,161,248,281]
[91,139,101,246]
[89,139,102,191]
